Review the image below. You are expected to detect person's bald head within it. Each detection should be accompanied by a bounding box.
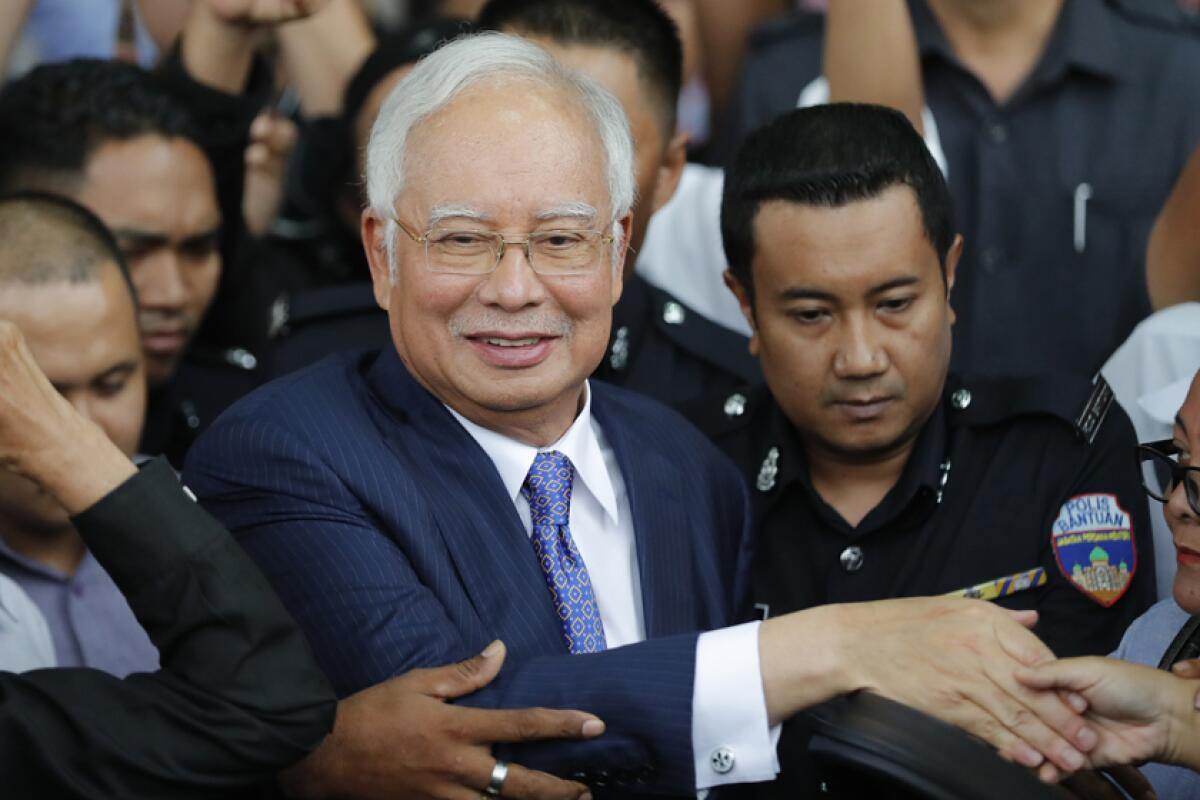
[0,192,146,539]
[0,191,135,301]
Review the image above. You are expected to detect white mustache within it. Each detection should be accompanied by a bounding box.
[448,311,573,338]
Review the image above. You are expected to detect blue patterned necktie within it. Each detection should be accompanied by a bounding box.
[521,451,607,654]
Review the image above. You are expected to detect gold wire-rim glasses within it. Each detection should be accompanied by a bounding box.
[391,216,614,276]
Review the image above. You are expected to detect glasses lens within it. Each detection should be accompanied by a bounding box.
[1188,471,1200,515]
[1140,449,1175,501]
[530,231,599,275]
[426,230,497,274]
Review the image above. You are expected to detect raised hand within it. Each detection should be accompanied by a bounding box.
[203,0,331,26]
[0,321,134,510]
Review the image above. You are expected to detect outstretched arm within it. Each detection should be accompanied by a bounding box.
[1018,655,1200,771]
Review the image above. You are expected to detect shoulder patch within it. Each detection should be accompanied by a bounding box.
[1051,493,1136,607]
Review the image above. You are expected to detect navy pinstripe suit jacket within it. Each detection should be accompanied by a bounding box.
[183,347,753,795]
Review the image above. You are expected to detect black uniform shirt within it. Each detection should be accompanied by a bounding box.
[691,376,1157,799]
[689,375,1156,659]
[592,274,760,407]
[720,0,1200,379]
[141,346,260,468]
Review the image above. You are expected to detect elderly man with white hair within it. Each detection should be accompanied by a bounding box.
[184,32,1106,797]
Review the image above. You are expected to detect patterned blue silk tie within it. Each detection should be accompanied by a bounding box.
[521,451,607,654]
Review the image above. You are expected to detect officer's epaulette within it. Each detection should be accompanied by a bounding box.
[746,11,824,51]
[947,374,1115,445]
[269,282,381,339]
[644,283,762,385]
[681,383,769,441]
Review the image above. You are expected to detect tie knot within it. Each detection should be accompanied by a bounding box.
[522,450,574,527]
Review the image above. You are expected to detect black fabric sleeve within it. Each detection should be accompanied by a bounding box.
[0,457,336,798]
[157,41,278,351]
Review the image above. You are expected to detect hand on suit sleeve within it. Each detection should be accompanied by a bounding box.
[280,641,604,800]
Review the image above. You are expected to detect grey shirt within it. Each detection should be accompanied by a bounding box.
[1112,598,1200,799]
[0,539,158,675]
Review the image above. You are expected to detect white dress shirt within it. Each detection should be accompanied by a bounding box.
[0,572,55,672]
[448,382,779,788]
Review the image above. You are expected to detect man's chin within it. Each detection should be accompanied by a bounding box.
[144,353,183,389]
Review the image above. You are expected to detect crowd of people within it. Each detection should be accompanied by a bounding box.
[1,1,1199,798]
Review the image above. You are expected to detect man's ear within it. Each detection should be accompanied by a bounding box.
[362,210,393,311]
[649,132,688,214]
[611,213,634,305]
[723,269,759,357]
[944,233,963,325]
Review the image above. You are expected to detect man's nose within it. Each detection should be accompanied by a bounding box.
[134,252,187,311]
[475,241,547,310]
[832,316,888,378]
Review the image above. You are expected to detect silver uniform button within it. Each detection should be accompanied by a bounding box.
[724,392,747,418]
[840,546,864,572]
[182,486,198,503]
[662,301,686,325]
[710,747,736,774]
[950,388,972,410]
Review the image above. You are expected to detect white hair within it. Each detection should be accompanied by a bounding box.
[364,32,635,276]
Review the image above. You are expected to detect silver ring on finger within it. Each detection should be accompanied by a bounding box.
[483,759,508,797]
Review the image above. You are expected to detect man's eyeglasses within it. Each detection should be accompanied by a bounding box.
[1137,439,1200,516]
[392,217,613,276]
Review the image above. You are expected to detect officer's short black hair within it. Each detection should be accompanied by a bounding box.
[722,104,956,302]
[0,191,136,302]
[0,59,201,195]
[478,0,682,136]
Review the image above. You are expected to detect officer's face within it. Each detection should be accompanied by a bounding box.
[1169,371,1200,613]
[729,185,961,462]
[523,38,687,277]
[75,134,222,388]
[0,264,145,537]
[361,81,629,443]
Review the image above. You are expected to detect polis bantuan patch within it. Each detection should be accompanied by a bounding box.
[1051,493,1136,607]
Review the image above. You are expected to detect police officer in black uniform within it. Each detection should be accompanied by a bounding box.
[480,0,761,408]
[687,103,1155,798]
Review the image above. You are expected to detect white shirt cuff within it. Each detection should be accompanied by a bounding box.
[692,621,781,788]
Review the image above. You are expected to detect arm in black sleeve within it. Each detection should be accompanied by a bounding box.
[0,457,336,799]
[157,42,279,350]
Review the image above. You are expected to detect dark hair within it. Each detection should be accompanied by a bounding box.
[344,18,478,133]
[0,191,136,301]
[0,59,201,194]
[721,104,956,300]
[478,0,682,135]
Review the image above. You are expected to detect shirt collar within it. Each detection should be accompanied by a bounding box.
[763,390,947,531]
[910,0,1122,85]
[446,381,621,526]
[0,534,90,582]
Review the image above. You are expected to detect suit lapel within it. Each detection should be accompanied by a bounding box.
[593,388,696,638]
[365,351,567,654]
